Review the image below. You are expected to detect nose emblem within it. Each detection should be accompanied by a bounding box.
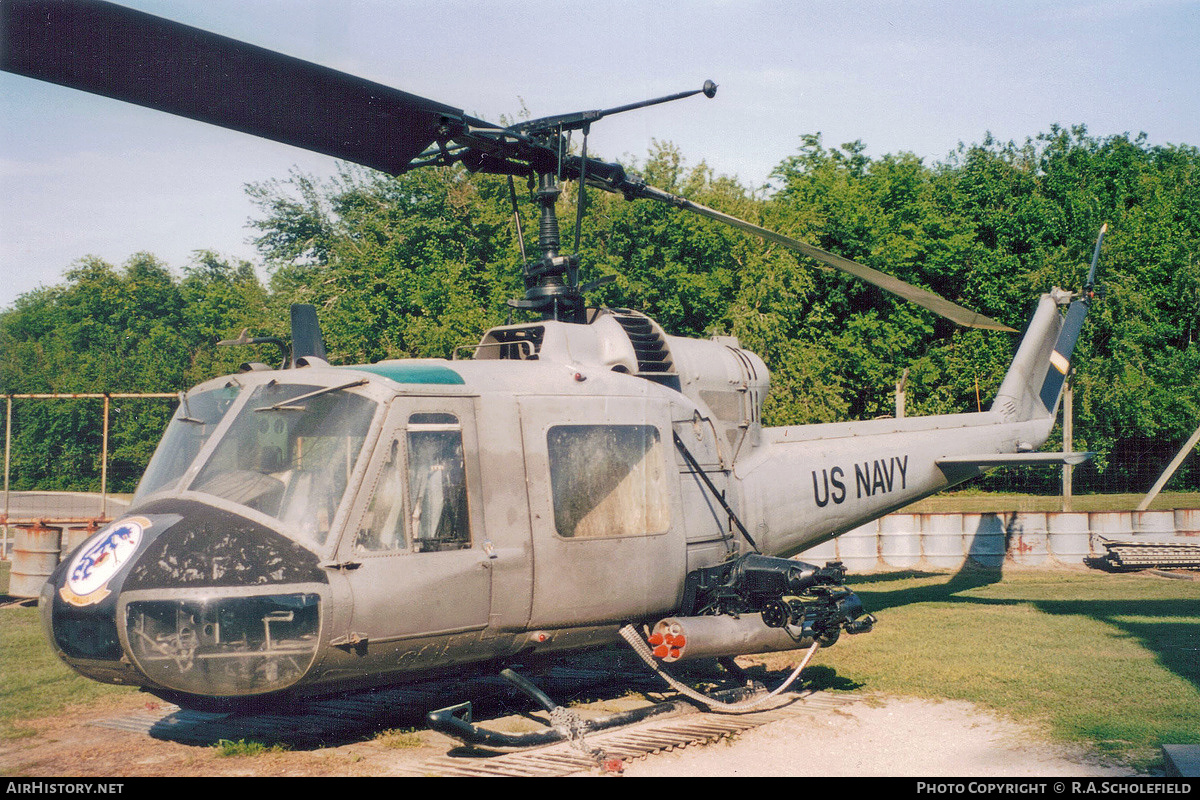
[59,516,151,607]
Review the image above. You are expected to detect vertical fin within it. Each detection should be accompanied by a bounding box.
[992,224,1106,421]
[1037,223,1106,414]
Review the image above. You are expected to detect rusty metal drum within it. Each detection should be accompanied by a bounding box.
[9,525,62,598]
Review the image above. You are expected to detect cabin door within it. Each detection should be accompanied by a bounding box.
[518,396,684,628]
[337,396,491,650]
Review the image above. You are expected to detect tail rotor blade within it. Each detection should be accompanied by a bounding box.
[1038,298,1088,412]
[1086,223,1108,288]
[1038,223,1108,412]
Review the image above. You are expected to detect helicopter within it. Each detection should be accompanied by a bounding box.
[3,0,1102,741]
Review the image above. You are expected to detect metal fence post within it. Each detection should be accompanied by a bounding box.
[1138,422,1200,511]
[3,396,10,559]
[1063,372,1073,511]
[101,394,110,519]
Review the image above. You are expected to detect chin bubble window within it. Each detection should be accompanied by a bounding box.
[125,593,321,697]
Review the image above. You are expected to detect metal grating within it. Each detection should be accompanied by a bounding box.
[408,691,856,777]
[1091,538,1200,572]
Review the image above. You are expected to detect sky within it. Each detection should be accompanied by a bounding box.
[2,0,1198,310]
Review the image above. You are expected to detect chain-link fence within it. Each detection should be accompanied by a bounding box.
[977,437,1200,497]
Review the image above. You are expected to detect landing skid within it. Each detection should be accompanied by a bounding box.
[427,667,757,753]
[427,650,776,754]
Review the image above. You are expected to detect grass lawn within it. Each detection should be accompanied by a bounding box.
[749,567,1200,771]
[0,561,139,740]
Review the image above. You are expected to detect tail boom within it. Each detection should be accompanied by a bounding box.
[735,286,1097,558]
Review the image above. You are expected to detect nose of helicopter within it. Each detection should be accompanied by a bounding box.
[41,501,329,700]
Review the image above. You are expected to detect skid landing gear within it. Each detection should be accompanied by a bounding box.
[426,667,699,752]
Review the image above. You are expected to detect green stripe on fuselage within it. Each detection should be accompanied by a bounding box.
[342,363,465,385]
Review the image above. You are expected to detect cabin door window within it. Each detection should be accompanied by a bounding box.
[352,412,471,553]
[546,424,670,539]
[406,413,471,552]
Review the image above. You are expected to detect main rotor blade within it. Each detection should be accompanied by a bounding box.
[0,0,485,175]
[630,182,1015,332]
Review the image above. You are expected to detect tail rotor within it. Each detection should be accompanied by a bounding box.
[1038,224,1107,413]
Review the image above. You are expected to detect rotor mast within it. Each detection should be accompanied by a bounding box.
[507,81,719,323]
[508,172,584,322]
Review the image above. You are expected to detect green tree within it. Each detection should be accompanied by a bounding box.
[0,251,273,491]
[249,165,524,364]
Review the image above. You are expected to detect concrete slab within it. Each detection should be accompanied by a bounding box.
[1163,744,1200,777]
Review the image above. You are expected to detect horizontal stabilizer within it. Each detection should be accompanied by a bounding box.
[937,452,1095,468]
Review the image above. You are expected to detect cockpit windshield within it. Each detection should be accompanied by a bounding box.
[134,384,241,501]
[188,382,377,546]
